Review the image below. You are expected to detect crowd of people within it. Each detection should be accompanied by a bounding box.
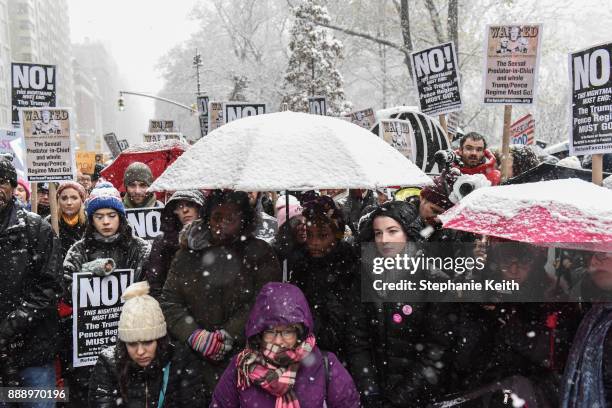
[0,132,611,408]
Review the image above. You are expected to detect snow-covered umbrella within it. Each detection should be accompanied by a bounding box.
[439,178,612,252]
[148,111,432,192]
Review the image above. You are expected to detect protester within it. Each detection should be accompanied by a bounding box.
[62,181,151,406]
[289,196,378,404]
[122,161,162,209]
[36,182,51,218]
[88,281,206,407]
[358,201,454,406]
[143,189,205,298]
[47,181,88,258]
[506,144,541,179]
[0,156,62,398]
[14,177,30,207]
[561,252,612,407]
[339,189,377,234]
[247,191,278,243]
[160,190,281,398]
[272,195,306,274]
[455,132,501,185]
[211,282,360,407]
[77,171,93,194]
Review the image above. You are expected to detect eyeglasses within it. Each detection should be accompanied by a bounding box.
[262,328,298,341]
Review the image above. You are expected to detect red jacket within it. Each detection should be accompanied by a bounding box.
[454,149,501,186]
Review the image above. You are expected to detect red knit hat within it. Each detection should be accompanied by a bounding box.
[419,170,459,210]
[57,181,87,202]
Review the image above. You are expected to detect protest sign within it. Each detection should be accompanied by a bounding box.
[224,102,266,124]
[447,111,460,141]
[143,132,183,143]
[148,120,175,133]
[378,119,416,162]
[103,133,121,158]
[348,108,376,129]
[76,151,97,175]
[510,114,535,145]
[21,108,75,182]
[482,24,542,104]
[208,101,224,132]
[72,269,134,367]
[118,139,129,151]
[198,95,209,138]
[410,42,462,115]
[11,63,56,125]
[569,42,612,156]
[308,96,327,115]
[0,128,28,178]
[126,207,163,240]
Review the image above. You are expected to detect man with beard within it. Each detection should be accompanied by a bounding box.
[0,155,62,393]
[455,132,501,186]
[122,162,162,209]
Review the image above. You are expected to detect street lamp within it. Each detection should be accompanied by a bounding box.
[117,91,198,114]
[118,95,125,111]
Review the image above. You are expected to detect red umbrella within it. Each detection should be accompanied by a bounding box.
[100,139,190,193]
[439,178,612,252]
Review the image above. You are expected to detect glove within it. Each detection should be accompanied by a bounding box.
[188,328,234,361]
[82,258,116,276]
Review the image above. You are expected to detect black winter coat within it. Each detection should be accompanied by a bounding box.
[0,199,62,369]
[290,241,379,397]
[88,342,206,408]
[45,214,87,260]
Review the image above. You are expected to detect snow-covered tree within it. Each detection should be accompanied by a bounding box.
[281,0,351,115]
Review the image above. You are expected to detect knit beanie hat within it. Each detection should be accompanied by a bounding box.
[419,169,459,211]
[17,178,30,200]
[124,162,154,187]
[85,181,126,219]
[275,194,300,214]
[277,204,303,228]
[118,281,167,342]
[0,154,17,188]
[57,181,87,202]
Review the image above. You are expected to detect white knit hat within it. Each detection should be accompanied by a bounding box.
[118,281,167,342]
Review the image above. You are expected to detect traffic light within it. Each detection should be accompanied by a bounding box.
[118,96,125,111]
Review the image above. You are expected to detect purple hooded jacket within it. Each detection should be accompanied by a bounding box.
[211,282,360,408]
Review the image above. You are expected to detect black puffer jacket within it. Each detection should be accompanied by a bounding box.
[45,214,87,259]
[290,241,379,398]
[88,342,206,408]
[0,199,62,369]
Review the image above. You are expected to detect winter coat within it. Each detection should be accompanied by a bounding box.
[289,240,378,398]
[63,221,151,284]
[45,214,87,259]
[89,342,206,408]
[210,282,360,408]
[338,190,377,235]
[561,303,612,408]
[143,190,205,299]
[160,219,281,390]
[454,148,501,186]
[0,198,62,369]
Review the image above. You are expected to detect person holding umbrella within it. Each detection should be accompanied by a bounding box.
[160,190,281,399]
[211,282,360,407]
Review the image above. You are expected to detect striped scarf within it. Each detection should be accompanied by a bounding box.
[236,334,316,408]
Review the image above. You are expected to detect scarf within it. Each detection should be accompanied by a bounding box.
[236,334,316,408]
[93,232,121,244]
[62,213,80,227]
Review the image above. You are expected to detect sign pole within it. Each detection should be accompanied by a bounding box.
[49,182,59,235]
[592,154,603,186]
[500,105,513,181]
[438,114,451,144]
[30,182,38,213]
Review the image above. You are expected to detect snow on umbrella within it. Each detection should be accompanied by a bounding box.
[101,139,190,192]
[148,111,432,192]
[439,178,612,252]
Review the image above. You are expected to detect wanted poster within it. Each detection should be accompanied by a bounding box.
[11,63,56,125]
[482,24,542,104]
[410,42,462,115]
[348,108,376,129]
[72,269,134,367]
[208,101,224,132]
[378,119,416,161]
[148,120,175,133]
[21,108,75,182]
[569,42,612,155]
[143,132,183,143]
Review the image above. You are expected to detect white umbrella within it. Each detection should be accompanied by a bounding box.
[149,111,431,192]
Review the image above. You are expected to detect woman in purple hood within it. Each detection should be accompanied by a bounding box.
[211,282,360,408]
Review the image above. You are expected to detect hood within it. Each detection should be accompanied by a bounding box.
[245,282,314,338]
[455,148,496,174]
[162,190,205,233]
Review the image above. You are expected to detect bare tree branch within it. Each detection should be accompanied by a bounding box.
[423,0,445,44]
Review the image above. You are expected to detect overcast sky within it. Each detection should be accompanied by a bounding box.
[67,0,200,119]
